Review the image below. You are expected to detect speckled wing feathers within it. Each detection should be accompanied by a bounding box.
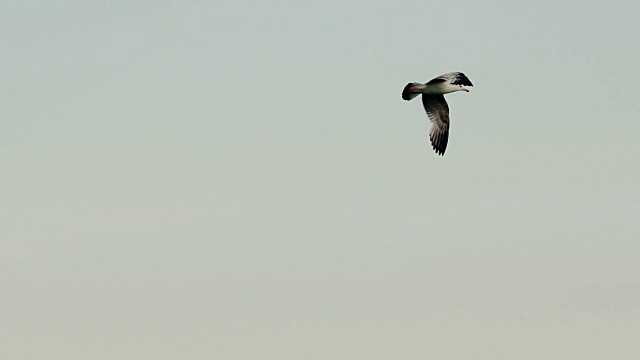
[421,94,450,156]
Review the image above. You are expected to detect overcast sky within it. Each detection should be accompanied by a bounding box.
[2,1,640,359]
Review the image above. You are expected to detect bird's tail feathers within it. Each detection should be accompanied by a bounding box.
[402,82,422,101]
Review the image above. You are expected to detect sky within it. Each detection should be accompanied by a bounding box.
[2,0,640,358]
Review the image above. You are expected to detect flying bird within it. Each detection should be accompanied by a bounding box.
[402,72,473,155]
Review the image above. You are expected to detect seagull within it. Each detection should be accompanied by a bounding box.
[402,72,473,155]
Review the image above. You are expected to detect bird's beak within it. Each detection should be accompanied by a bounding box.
[463,88,470,92]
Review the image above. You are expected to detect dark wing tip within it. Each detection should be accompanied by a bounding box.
[430,131,449,156]
[450,72,473,87]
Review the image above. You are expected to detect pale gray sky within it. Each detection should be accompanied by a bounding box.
[2,1,640,359]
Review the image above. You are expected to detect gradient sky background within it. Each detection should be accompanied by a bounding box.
[2,0,640,359]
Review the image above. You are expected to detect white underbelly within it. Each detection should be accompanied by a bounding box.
[424,82,461,94]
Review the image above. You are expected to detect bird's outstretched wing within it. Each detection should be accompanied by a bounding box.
[421,94,450,155]
[427,72,473,87]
